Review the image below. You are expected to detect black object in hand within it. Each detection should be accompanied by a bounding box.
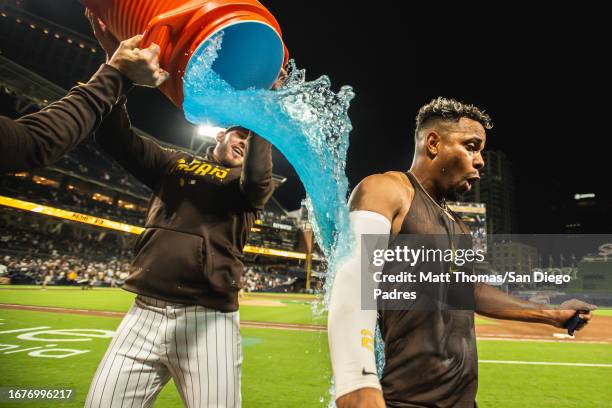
[564,310,586,336]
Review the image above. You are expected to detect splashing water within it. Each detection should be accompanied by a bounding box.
[184,32,352,258]
[183,31,385,403]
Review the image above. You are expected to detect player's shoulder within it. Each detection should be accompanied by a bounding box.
[383,171,415,190]
[349,171,413,213]
[355,171,413,197]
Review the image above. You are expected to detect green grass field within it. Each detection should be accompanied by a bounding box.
[0,286,326,325]
[1,287,611,407]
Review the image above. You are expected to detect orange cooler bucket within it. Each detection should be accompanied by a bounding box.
[80,0,289,107]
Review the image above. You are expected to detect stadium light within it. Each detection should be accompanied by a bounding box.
[574,193,595,200]
[196,124,225,140]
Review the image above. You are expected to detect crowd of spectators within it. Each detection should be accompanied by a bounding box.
[0,202,316,292]
[0,174,147,225]
[0,147,320,292]
[241,265,297,292]
[0,140,154,226]
[0,254,304,292]
[0,213,133,286]
[0,176,308,232]
[0,254,131,287]
[0,224,133,261]
[55,141,151,197]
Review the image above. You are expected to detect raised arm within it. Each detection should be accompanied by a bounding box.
[237,68,287,209]
[94,97,175,190]
[240,133,273,210]
[0,18,169,175]
[0,64,131,173]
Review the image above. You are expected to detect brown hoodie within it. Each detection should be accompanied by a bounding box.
[95,98,273,312]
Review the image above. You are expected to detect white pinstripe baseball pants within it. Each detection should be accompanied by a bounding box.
[85,295,242,408]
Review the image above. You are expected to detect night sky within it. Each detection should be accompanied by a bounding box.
[14,1,611,232]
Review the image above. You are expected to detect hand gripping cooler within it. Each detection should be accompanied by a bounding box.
[80,0,289,107]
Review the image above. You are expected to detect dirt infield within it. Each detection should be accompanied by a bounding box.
[246,293,319,301]
[0,303,125,317]
[240,298,286,307]
[476,315,612,343]
[1,303,610,341]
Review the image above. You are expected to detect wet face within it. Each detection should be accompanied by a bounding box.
[213,128,249,167]
[431,117,486,199]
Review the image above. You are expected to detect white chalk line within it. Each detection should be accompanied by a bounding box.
[477,336,610,344]
[480,360,612,368]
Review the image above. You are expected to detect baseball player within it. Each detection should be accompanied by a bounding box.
[84,15,278,408]
[0,10,167,174]
[327,97,596,408]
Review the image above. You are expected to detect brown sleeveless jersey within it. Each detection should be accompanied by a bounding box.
[379,171,478,408]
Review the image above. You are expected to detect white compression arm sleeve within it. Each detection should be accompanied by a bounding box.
[327,210,391,400]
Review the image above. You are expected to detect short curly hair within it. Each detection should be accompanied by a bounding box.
[415,97,493,133]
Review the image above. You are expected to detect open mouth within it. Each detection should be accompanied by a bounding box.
[465,175,480,191]
[232,146,244,157]
[465,175,480,189]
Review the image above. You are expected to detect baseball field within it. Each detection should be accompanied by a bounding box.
[0,287,611,407]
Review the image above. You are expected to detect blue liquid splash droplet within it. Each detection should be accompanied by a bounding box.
[183,32,353,261]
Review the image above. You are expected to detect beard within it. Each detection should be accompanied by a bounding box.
[218,145,243,167]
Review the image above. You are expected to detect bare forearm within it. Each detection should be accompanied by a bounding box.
[474,282,560,325]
